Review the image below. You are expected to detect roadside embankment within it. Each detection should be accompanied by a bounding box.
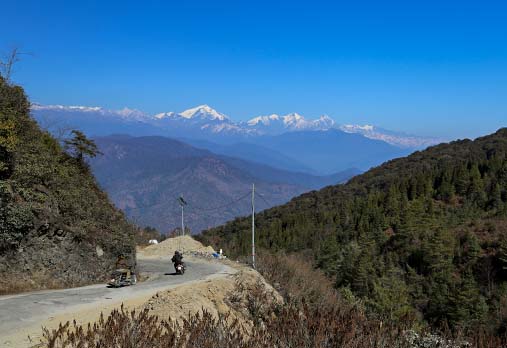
[142,260,282,330]
[138,236,282,330]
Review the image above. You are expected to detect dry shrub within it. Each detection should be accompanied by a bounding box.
[41,303,408,348]
[42,305,247,348]
[227,273,282,326]
[256,251,344,309]
[42,301,484,348]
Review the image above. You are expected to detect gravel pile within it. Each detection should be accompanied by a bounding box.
[139,236,216,258]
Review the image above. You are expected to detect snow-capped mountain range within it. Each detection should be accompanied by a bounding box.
[338,124,443,149]
[245,113,336,134]
[31,103,443,149]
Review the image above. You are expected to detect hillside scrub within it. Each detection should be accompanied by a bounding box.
[200,129,507,334]
[0,75,136,294]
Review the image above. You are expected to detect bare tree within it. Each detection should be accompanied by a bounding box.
[0,47,32,82]
[37,114,75,141]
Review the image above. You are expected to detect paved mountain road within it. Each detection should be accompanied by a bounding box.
[0,257,233,347]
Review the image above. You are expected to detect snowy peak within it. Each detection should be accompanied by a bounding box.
[282,113,304,125]
[154,111,177,119]
[247,114,280,126]
[31,103,149,121]
[317,115,335,126]
[31,103,104,113]
[246,112,336,133]
[340,124,375,133]
[115,107,149,121]
[339,124,444,148]
[179,104,229,121]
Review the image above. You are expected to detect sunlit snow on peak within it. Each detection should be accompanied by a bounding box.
[179,104,229,121]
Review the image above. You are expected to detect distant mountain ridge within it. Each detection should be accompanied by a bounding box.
[339,124,442,148]
[184,138,317,174]
[32,103,443,149]
[253,129,411,174]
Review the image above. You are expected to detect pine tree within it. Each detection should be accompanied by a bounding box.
[64,130,101,162]
[489,183,503,211]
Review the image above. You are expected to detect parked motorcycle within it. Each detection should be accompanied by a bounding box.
[108,269,137,287]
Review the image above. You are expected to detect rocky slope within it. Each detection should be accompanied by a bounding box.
[0,77,136,294]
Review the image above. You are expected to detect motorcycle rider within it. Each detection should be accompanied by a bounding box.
[171,250,183,272]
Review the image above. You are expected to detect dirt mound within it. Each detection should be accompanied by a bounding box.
[139,236,216,258]
[143,263,283,329]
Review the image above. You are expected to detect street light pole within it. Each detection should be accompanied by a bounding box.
[178,196,187,237]
[178,196,187,253]
[181,204,184,237]
[251,183,255,269]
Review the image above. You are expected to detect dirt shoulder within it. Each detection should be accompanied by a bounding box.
[1,256,231,348]
[2,237,278,348]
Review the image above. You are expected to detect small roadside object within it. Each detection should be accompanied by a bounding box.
[108,269,137,287]
[148,239,158,244]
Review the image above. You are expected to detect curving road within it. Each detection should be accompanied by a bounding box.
[0,257,232,346]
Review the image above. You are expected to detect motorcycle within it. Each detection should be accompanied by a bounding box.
[174,262,185,275]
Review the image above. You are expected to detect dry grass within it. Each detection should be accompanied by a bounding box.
[256,252,342,309]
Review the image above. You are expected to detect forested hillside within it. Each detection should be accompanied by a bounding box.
[0,76,136,294]
[200,129,507,332]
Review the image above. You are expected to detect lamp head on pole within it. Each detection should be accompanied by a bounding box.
[178,196,187,207]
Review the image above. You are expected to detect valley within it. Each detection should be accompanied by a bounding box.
[31,103,430,233]
[90,135,357,233]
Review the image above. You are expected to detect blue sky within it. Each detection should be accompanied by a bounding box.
[2,0,506,138]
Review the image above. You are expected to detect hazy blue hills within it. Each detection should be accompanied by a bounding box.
[90,135,357,233]
[252,129,411,174]
[183,138,317,174]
